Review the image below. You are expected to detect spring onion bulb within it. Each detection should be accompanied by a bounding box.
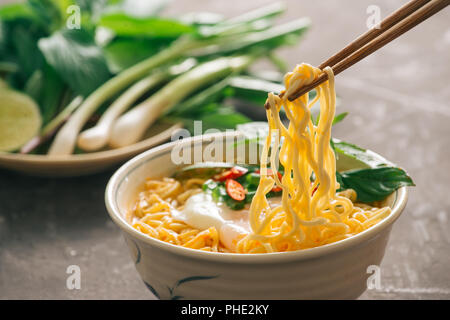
[48,37,203,156]
[77,59,198,151]
[109,55,254,148]
[47,9,308,155]
[76,72,166,151]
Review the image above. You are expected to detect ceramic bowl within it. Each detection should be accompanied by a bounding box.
[105,131,408,300]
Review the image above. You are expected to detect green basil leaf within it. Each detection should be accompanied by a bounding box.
[332,112,348,125]
[104,37,173,72]
[99,13,196,37]
[203,178,247,210]
[244,172,261,188]
[225,196,246,210]
[174,105,251,134]
[0,3,36,21]
[196,2,284,38]
[338,167,415,203]
[228,75,283,106]
[197,107,251,132]
[38,28,111,95]
[335,171,345,189]
[333,139,392,169]
[245,190,257,203]
[168,77,231,117]
[11,25,45,82]
[211,184,227,202]
[37,64,66,125]
[193,18,310,56]
[27,0,66,32]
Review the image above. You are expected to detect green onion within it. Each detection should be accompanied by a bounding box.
[108,54,256,148]
[48,37,203,155]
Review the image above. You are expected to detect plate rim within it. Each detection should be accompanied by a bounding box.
[0,122,182,164]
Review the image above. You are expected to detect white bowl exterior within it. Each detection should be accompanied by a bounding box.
[106,132,407,300]
[123,226,392,300]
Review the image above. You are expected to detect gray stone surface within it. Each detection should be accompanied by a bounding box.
[0,0,449,299]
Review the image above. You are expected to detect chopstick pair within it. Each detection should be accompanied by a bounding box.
[265,0,449,108]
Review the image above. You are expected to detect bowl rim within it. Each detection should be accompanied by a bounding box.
[105,131,408,264]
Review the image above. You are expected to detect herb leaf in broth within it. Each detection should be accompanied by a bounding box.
[337,167,415,203]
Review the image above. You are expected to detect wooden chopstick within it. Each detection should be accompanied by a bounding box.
[287,0,449,101]
[265,0,449,108]
[317,0,431,70]
[288,0,449,102]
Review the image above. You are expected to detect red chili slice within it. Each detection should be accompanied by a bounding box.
[214,166,248,181]
[225,179,246,201]
[255,168,283,192]
[272,185,282,193]
[255,168,282,180]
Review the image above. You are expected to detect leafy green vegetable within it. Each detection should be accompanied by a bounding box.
[333,140,391,169]
[196,106,251,131]
[99,13,196,37]
[336,167,415,202]
[312,109,345,126]
[36,64,66,125]
[332,112,348,125]
[193,18,310,57]
[0,0,312,155]
[11,25,45,82]
[231,120,414,204]
[27,0,66,32]
[203,178,247,210]
[38,28,111,95]
[0,3,36,21]
[224,196,247,210]
[197,1,284,38]
[166,75,232,117]
[23,69,43,101]
[103,37,173,72]
[168,103,251,135]
[202,178,219,192]
[245,172,261,188]
[228,75,283,106]
[333,139,414,202]
[164,75,252,134]
[201,165,281,210]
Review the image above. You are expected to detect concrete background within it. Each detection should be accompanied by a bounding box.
[0,0,449,299]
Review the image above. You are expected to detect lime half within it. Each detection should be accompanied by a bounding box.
[0,88,42,152]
